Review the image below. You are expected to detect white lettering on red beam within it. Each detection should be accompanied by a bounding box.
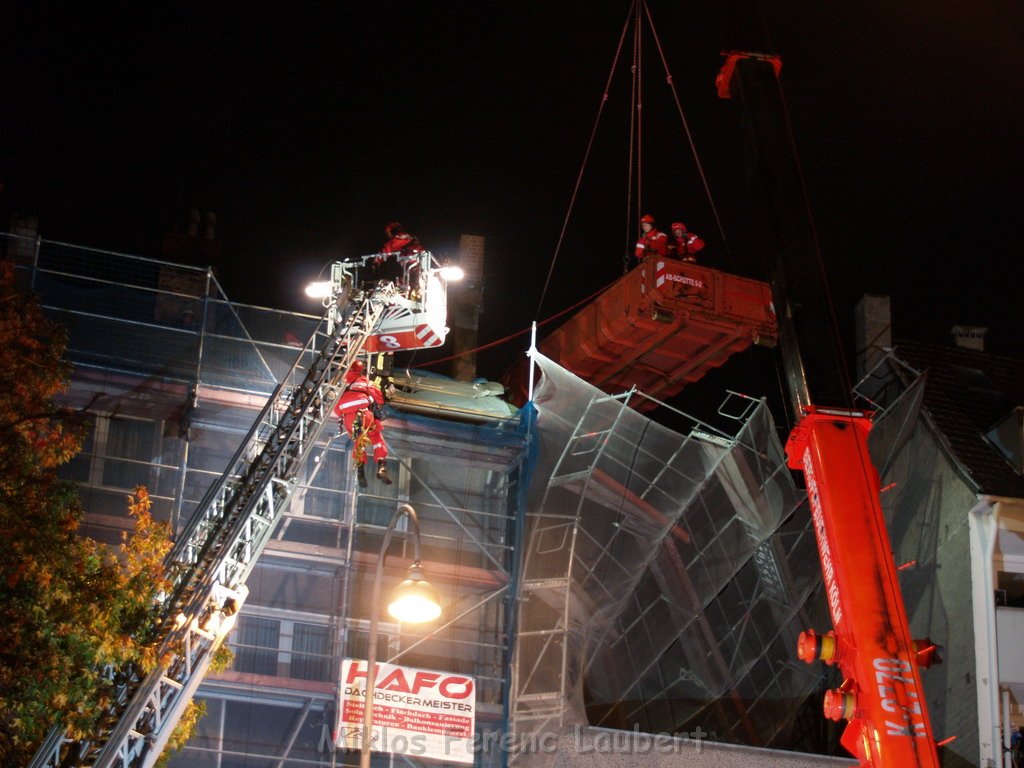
[802,447,843,626]
[874,658,928,737]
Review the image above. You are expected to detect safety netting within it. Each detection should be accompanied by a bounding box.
[19,236,311,397]
[511,352,827,762]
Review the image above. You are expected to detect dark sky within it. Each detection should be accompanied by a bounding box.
[5,2,1023,402]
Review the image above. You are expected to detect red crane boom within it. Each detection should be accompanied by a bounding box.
[717,52,944,766]
[787,407,939,767]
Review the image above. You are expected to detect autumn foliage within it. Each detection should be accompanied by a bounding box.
[0,260,176,763]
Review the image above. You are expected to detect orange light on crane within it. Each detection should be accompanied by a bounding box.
[824,688,857,722]
[797,629,838,664]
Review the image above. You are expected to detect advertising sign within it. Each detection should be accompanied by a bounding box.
[337,659,475,764]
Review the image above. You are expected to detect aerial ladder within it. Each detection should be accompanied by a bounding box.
[717,53,943,767]
[29,252,457,768]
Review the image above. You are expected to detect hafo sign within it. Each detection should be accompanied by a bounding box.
[336,659,476,764]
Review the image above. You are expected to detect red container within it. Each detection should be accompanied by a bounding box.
[527,259,777,410]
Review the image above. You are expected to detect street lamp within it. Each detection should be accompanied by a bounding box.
[360,503,442,768]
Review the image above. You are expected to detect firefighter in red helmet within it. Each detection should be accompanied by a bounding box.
[333,359,392,488]
[669,222,705,262]
[378,222,424,295]
[634,214,669,261]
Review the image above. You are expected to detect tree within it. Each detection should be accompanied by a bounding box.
[0,260,206,764]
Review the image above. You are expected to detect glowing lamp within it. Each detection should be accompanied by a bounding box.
[387,564,442,623]
[437,265,465,282]
[304,280,334,299]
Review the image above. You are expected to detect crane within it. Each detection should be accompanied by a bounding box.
[29,252,457,768]
[717,52,942,767]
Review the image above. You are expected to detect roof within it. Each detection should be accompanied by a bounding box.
[892,340,1024,499]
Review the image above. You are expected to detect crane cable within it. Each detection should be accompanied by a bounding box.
[631,1,644,275]
[537,2,739,318]
[534,1,635,319]
[418,278,618,369]
[752,0,919,676]
[642,1,735,272]
[623,3,640,274]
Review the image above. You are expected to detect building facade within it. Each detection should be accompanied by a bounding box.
[9,233,526,768]
[13,232,947,768]
[858,331,1024,768]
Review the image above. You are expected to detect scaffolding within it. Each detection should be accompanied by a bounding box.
[511,352,825,761]
[6,232,835,765]
[6,233,527,768]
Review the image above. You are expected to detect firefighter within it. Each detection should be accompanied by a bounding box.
[333,359,392,488]
[669,222,705,262]
[378,221,424,295]
[634,214,669,261]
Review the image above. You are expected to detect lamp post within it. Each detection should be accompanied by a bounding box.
[360,503,442,768]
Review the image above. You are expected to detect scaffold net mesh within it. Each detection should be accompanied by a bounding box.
[512,352,825,758]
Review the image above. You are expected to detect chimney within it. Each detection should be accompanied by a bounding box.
[451,234,485,382]
[7,214,39,267]
[854,294,891,381]
[204,211,217,240]
[160,208,223,270]
[951,325,986,352]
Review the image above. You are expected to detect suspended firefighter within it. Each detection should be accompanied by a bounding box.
[634,214,669,261]
[333,359,393,488]
[669,222,705,262]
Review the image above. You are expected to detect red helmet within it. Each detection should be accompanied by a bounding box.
[671,222,686,231]
[350,359,365,375]
[385,221,403,237]
[640,214,656,224]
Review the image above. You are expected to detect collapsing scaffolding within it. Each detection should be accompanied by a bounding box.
[511,352,828,762]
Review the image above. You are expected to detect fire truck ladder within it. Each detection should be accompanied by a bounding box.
[30,282,400,768]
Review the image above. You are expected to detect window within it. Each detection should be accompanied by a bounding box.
[291,622,332,681]
[102,418,156,488]
[233,616,280,675]
[57,414,158,491]
[986,406,1024,473]
[998,571,1024,609]
[301,446,349,520]
[356,457,402,527]
[60,415,96,484]
[344,625,392,663]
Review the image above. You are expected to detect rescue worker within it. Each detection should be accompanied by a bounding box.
[634,214,669,261]
[333,359,392,488]
[378,221,424,295]
[669,222,705,262]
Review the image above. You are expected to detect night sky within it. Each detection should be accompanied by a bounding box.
[5,3,1023,409]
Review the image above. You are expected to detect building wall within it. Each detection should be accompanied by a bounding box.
[26,237,524,768]
[878,418,981,767]
[60,383,523,768]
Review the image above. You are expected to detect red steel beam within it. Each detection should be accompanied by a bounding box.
[787,407,939,768]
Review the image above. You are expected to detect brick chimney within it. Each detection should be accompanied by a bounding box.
[450,234,485,382]
[7,214,39,268]
[854,294,891,381]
